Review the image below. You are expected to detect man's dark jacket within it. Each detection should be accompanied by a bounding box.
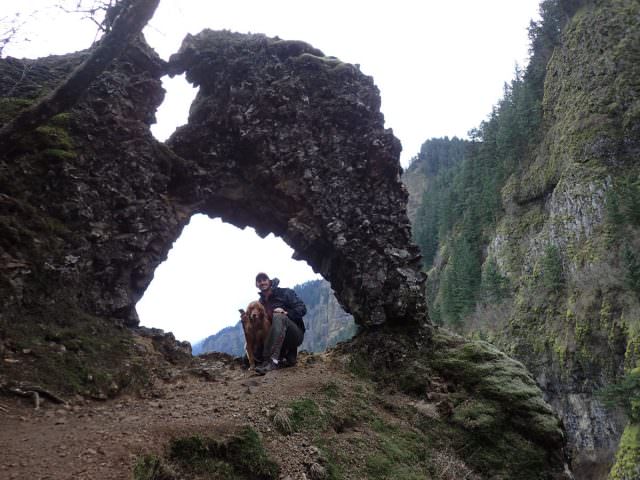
[258,278,307,332]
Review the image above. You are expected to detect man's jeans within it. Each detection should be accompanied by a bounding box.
[264,312,304,362]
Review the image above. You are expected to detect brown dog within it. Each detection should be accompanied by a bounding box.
[239,300,272,369]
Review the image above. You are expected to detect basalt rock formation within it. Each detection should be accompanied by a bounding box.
[0,41,191,396]
[166,30,427,328]
[0,31,427,394]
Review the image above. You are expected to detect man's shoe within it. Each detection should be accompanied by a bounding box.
[284,350,297,368]
[255,360,279,375]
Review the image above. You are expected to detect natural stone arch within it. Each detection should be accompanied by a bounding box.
[166,31,428,327]
[0,31,427,338]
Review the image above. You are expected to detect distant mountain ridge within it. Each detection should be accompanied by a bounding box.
[192,279,357,356]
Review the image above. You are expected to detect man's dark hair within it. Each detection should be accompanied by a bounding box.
[255,272,270,282]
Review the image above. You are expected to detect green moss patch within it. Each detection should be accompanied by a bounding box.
[133,455,176,480]
[0,97,32,125]
[133,427,279,480]
[287,398,329,432]
[330,328,568,479]
[364,419,429,480]
[2,304,151,398]
[609,423,640,480]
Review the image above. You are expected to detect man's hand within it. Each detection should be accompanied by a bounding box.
[274,308,287,314]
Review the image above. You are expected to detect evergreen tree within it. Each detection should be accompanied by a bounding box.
[623,245,640,298]
[482,258,510,303]
[411,139,468,268]
[605,188,625,242]
[440,235,482,328]
[541,244,564,291]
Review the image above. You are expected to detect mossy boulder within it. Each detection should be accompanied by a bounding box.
[336,326,570,479]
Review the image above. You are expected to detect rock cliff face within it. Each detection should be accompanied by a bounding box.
[493,2,639,477]
[448,1,639,477]
[402,162,428,225]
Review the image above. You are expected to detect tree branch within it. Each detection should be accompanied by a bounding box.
[0,0,160,151]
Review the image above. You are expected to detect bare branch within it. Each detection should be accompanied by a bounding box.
[0,12,31,56]
[54,0,110,33]
[0,0,160,151]
[55,0,124,33]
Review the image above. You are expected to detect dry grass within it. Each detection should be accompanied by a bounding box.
[272,407,294,435]
[430,449,481,480]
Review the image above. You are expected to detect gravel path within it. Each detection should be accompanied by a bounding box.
[0,352,344,479]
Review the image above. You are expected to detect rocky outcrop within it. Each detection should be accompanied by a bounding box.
[166,31,427,328]
[0,30,426,394]
[337,327,572,479]
[0,29,573,476]
[0,41,184,396]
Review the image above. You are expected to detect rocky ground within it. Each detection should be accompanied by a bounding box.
[0,329,574,480]
[1,350,456,480]
[0,352,323,479]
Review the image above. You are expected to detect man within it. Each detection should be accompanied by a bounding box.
[254,272,306,375]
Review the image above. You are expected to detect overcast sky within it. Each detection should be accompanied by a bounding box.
[3,1,541,343]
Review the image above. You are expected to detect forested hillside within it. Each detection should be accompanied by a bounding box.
[193,279,356,356]
[403,0,640,477]
[408,0,563,327]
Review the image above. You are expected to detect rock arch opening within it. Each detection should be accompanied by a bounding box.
[0,29,428,367]
[136,214,319,344]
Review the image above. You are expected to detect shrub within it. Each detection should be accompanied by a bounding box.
[597,368,640,422]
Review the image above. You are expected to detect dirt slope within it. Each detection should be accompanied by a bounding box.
[0,334,570,480]
[0,353,317,479]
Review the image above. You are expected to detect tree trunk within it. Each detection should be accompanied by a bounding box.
[0,0,160,150]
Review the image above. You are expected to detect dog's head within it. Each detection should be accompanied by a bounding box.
[246,300,267,322]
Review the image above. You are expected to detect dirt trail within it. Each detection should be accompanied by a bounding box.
[0,352,347,479]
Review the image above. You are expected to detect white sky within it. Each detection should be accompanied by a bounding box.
[3,0,541,343]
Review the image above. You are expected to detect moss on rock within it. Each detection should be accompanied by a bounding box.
[335,327,570,479]
[608,423,640,480]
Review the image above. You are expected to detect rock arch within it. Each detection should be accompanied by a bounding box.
[0,31,427,334]
[165,31,427,327]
